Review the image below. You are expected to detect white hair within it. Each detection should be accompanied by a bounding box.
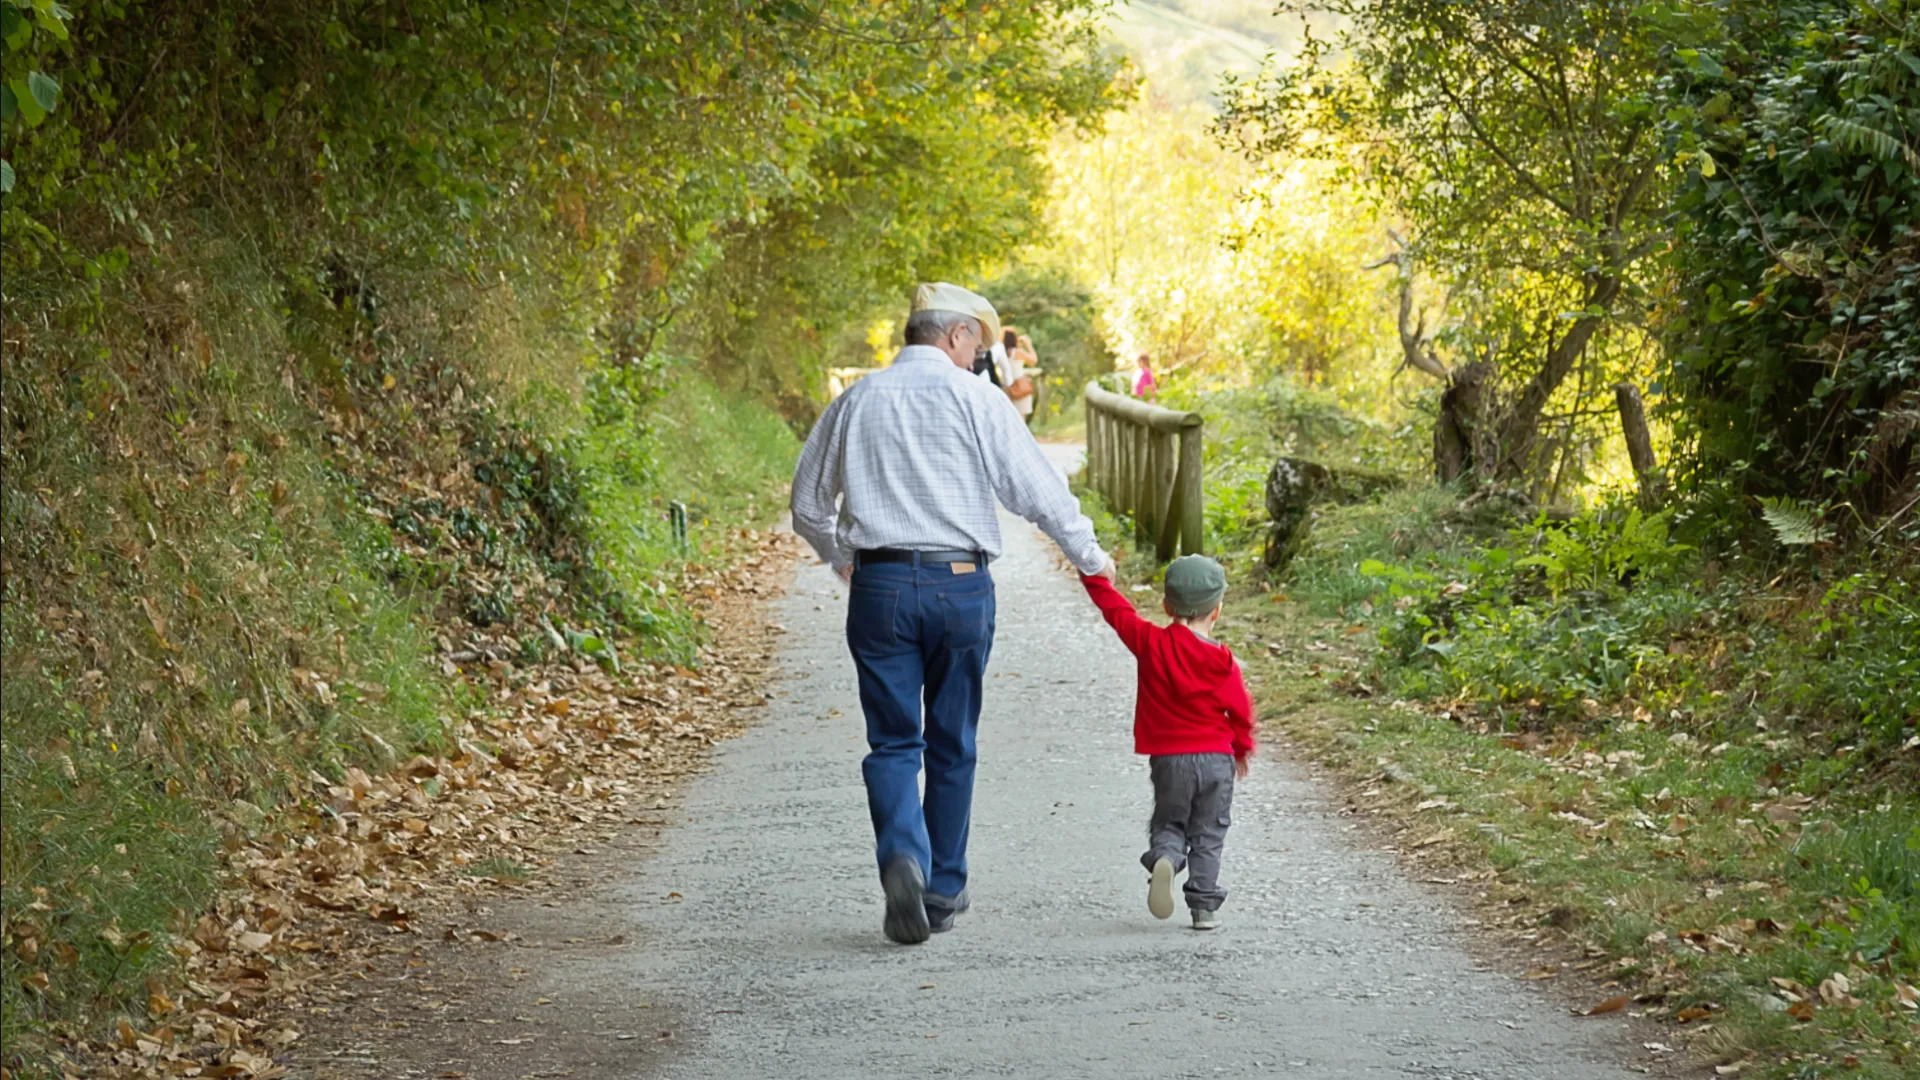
[904,308,977,345]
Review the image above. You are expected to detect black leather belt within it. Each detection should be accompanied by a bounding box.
[855,548,987,567]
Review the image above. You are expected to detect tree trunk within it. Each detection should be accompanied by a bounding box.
[1613,381,1663,509]
[1494,274,1622,479]
[1435,361,1492,484]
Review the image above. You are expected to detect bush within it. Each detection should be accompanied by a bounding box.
[1285,485,1494,612]
[1157,375,1425,562]
[1659,0,1920,522]
[1761,570,1920,747]
[1289,490,1918,750]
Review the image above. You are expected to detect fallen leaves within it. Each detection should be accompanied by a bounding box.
[22,531,801,1079]
[1817,971,1861,1009]
[1578,994,1630,1016]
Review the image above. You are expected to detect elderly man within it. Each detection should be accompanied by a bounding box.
[791,282,1114,945]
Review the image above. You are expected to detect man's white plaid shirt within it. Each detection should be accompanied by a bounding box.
[790,345,1108,574]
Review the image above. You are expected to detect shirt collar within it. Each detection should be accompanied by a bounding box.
[893,344,959,368]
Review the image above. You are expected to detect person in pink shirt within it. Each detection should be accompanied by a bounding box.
[1132,353,1157,399]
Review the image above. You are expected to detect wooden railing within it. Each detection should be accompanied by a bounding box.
[1083,382,1204,561]
[828,366,882,398]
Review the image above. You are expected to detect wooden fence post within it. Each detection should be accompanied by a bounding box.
[1150,429,1177,561]
[1128,417,1144,541]
[1106,402,1119,509]
[1087,403,1101,497]
[1178,423,1204,555]
[1080,382,1206,562]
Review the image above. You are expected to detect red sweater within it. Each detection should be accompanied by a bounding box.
[1081,574,1256,758]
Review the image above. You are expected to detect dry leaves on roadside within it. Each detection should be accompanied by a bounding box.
[1577,994,1630,1016]
[36,532,800,1079]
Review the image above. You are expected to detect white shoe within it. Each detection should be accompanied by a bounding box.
[1191,908,1220,931]
[1147,858,1176,920]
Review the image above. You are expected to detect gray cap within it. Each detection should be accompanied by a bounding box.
[1163,554,1227,617]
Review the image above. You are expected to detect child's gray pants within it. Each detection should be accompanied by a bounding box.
[1141,752,1235,912]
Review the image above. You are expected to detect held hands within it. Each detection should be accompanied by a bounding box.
[1090,556,1117,580]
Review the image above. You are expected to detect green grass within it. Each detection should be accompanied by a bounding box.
[1281,484,1493,611]
[464,858,534,882]
[0,290,456,1054]
[578,369,798,607]
[1228,612,1920,1077]
[0,236,798,1064]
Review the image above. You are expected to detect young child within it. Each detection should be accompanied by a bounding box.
[1081,555,1255,930]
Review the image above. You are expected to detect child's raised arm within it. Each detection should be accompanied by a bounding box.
[1080,572,1154,656]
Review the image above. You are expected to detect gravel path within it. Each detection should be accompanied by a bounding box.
[581,446,1639,1079]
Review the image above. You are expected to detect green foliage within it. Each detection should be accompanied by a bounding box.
[1757,497,1836,546]
[0,224,798,1058]
[1220,0,1672,483]
[0,0,71,187]
[1769,569,1920,742]
[1291,487,1918,749]
[2,0,1119,396]
[1031,85,1412,419]
[1157,375,1426,561]
[976,264,1108,422]
[9,0,1063,1052]
[0,238,442,1047]
[1236,584,1920,1077]
[1514,508,1692,598]
[1284,485,1492,611]
[571,365,798,659]
[1657,0,1920,524]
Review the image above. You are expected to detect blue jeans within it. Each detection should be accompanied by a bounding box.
[845,559,996,903]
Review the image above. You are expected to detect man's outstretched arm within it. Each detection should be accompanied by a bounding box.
[975,390,1110,575]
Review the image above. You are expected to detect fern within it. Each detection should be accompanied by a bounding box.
[1758,497,1834,546]
[1818,113,1920,168]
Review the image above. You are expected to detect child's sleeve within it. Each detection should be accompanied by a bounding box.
[1079,573,1153,656]
[1221,654,1256,758]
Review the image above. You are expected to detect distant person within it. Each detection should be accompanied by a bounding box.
[1002,328,1038,427]
[1133,353,1158,400]
[1078,554,1255,930]
[974,336,1007,388]
[791,282,1116,945]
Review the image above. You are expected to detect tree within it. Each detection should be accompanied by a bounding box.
[1220,0,1670,487]
[1,1,1119,404]
[1656,0,1920,528]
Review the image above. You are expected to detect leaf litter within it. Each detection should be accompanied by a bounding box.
[20,531,801,1079]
